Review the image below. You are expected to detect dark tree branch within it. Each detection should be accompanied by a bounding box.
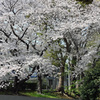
[97,44,100,51]
[68,33,79,53]
[15,7,23,14]
[10,24,29,50]
[20,27,28,39]
[0,29,11,39]
[63,37,71,53]
[11,0,19,10]
[17,65,37,85]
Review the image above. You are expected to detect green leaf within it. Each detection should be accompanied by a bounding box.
[36,33,43,36]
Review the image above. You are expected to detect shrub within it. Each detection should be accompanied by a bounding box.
[21,82,37,91]
[80,60,100,100]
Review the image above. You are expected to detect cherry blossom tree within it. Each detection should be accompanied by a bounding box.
[0,0,57,93]
[30,0,100,94]
[0,37,57,92]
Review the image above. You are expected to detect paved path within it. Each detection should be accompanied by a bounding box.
[0,95,76,100]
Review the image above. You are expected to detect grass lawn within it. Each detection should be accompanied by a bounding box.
[19,90,73,99]
[20,91,57,98]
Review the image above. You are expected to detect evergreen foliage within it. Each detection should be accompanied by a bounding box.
[80,60,100,100]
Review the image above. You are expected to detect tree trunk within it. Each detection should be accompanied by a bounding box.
[14,76,19,94]
[68,70,71,90]
[57,66,64,95]
[38,75,42,94]
[76,76,79,89]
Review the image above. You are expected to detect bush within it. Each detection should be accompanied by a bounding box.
[20,82,37,91]
[65,84,80,98]
[80,60,100,100]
